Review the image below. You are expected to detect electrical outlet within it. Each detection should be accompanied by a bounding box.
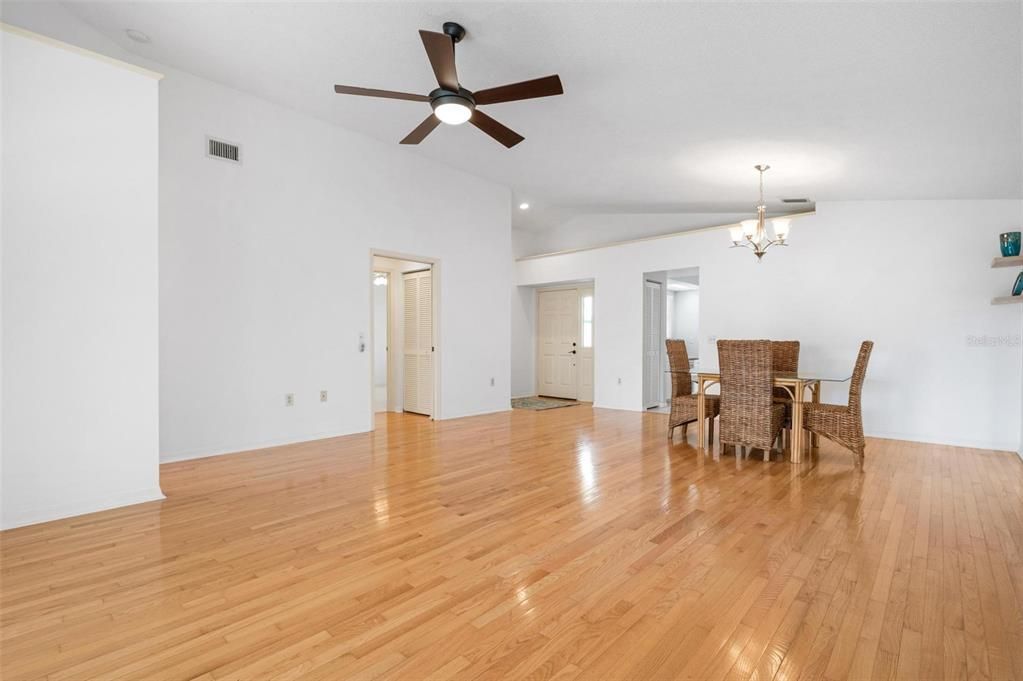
[285,393,295,407]
[320,390,328,402]
[489,377,495,387]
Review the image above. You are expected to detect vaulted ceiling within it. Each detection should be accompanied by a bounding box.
[20,2,1023,235]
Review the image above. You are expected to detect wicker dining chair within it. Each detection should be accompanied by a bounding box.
[803,341,874,467]
[770,340,800,405]
[666,339,719,442]
[717,340,786,461]
[770,340,800,446]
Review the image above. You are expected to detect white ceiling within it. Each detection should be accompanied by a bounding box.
[36,2,1023,233]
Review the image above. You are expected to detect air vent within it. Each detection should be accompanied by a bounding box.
[781,198,809,204]
[207,137,240,163]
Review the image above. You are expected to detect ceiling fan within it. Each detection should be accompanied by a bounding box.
[333,22,563,148]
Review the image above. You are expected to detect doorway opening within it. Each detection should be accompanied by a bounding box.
[370,253,438,426]
[642,267,700,411]
[535,283,594,402]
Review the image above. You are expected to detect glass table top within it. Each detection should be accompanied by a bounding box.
[666,365,851,383]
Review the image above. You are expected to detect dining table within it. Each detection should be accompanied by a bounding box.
[667,366,852,463]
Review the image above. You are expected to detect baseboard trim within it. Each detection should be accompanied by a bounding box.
[864,430,1018,454]
[1,486,165,531]
[161,429,362,464]
[588,406,1018,452]
[163,410,518,465]
[437,407,512,421]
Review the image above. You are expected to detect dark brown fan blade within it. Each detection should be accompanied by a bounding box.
[470,109,524,148]
[419,30,458,91]
[472,75,563,105]
[334,85,429,102]
[400,115,442,145]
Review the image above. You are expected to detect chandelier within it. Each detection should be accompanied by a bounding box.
[728,164,791,260]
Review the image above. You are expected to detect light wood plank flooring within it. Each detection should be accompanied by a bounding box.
[2,408,1022,680]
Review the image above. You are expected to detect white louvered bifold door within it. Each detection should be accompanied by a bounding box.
[402,269,433,416]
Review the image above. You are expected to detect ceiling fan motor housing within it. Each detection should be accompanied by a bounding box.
[442,22,466,43]
[429,87,476,113]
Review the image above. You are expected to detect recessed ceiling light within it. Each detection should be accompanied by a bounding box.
[125,29,151,44]
[519,202,530,210]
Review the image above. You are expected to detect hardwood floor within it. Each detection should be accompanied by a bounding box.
[2,407,1022,680]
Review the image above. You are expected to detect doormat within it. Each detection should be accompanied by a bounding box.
[511,396,581,411]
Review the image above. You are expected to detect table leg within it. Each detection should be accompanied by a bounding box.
[810,381,820,450]
[790,380,805,463]
[696,378,706,449]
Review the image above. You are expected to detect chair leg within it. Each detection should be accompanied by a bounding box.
[763,446,769,462]
[667,425,674,441]
[707,417,714,445]
[682,423,688,438]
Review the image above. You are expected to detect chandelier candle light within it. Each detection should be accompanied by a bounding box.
[728,164,791,261]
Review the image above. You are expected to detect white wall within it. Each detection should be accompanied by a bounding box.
[4,5,513,464]
[517,212,752,258]
[1,28,162,528]
[157,69,511,461]
[672,290,700,356]
[511,286,536,398]
[517,201,1023,452]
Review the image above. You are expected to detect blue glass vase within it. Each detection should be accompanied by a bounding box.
[1013,271,1023,297]
[1000,231,1021,257]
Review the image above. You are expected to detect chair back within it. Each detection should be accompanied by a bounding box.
[848,341,874,413]
[717,340,774,446]
[665,339,692,397]
[770,340,800,374]
[770,340,800,401]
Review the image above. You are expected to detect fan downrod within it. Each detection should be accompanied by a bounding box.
[443,22,466,43]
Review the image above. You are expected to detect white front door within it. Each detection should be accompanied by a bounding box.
[537,288,579,399]
[402,269,433,416]
[643,280,662,409]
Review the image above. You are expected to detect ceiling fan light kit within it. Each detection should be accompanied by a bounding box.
[430,88,474,125]
[333,21,563,148]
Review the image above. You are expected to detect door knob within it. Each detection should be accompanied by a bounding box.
[569,350,577,354]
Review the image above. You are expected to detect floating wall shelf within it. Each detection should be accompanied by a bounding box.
[990,253,1022,305]
[991,255,1023,269]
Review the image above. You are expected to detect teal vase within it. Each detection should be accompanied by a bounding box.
[1013,271,1023,297]
[1000,231,1021,257]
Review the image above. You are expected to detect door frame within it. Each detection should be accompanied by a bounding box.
[534,283,595,402]
[368,250,441,430]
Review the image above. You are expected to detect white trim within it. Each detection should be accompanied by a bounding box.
[435,407,511,421]
[0,22,164,81]
[160,429,361,463]
[585,404,1019,454]
[0,487,165,531]
[516,209,815,261]
[863,431,1021,454]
